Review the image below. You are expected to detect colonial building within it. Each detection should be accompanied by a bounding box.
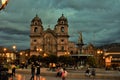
[0,46,15,63]
[30,14,71,56]
[104,47,120,68]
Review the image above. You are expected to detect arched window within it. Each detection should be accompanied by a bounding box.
[61,27,64,32]
[34,27,38,32]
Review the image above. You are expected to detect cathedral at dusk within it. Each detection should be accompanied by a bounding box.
[30,14,77,56]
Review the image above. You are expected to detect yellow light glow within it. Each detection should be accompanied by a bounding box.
[13,45,16,50]
[1,0,7,5]
[20,52,23,55]
[3,48,7,51]
[0,0,8,10]
[43,53,47,57]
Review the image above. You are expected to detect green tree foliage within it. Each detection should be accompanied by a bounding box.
[87,56,97,67]
[28,55,38,64]
[37,55,43,62]
[42,54,57,64]
[58,55,74,66]
[48,54,58,63]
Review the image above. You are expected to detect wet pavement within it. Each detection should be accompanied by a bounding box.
[9,74,119,80]
[8,68,120,80]
[9,74,117,80]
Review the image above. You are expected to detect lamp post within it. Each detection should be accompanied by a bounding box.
[36,48,43,65]
[36,48,42,56]
[12,45,17,63]
[43,53,47,57]
[97,49,104,67]
[0,0,8,11]
[25,53,28,62]
[3,47,7,64]
[65,51,70,56]
[19,52,23,64]
[12,45,16,50]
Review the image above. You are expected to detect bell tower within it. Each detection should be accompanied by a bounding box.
[30,14,43,34]
[54,14,69,56]
[55,14,68,35]
[30,14,44,55]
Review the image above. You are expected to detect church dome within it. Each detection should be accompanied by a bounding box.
[57,14,68,25]
[31,14,42,25]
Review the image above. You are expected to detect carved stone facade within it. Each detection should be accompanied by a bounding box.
[30,14,72,56]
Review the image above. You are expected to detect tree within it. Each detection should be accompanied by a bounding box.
[48,54,58,63]
[87,56,97,68]
[28,55,38,64]
[37,55,43,62]
[58,55,74,67]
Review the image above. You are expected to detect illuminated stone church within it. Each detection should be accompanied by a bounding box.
[30,14,76,56]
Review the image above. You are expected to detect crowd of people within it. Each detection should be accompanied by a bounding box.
[1,62,97,80]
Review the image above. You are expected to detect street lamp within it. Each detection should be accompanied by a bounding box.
[3,47,7,52]
[65,51,70,56]
[97,50,103,54]
[12,45,17,61]
[0,0,8,11]
[36,48,42,56]
[97,49,104,67]
[43,53,47,57]
[12,45,16,50]
[3,47,7,64]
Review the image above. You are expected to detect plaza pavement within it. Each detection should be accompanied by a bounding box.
[9,68,120,80]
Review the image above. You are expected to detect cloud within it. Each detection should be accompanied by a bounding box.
[0,0,120,49]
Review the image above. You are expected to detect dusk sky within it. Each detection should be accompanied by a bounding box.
[0,0,120,50]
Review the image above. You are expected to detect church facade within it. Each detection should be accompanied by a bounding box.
[30,14,76,56]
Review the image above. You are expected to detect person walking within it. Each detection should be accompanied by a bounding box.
[30,65,35,80]
[11,64,16,76]
[36,65,40,80]
[61,68,68,80]
[56,67,63,77]
[85,68,91,77]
